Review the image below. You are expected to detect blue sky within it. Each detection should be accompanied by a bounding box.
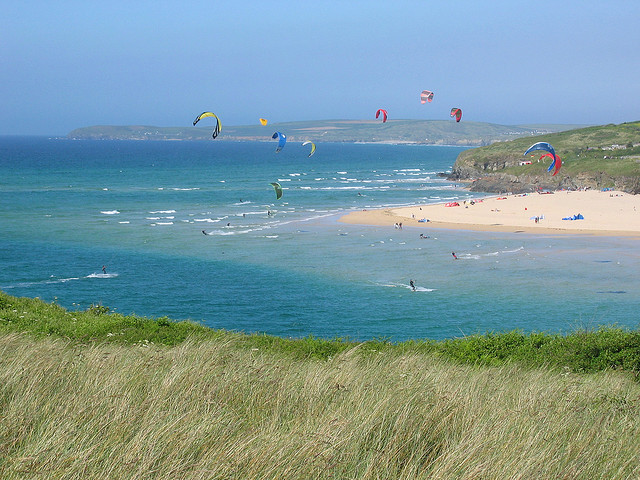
[2,0,639,135]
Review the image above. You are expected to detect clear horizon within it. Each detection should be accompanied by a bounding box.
[2,1,639,136]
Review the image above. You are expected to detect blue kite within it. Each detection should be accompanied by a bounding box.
[272,131,286,153]
[524,142,558,171]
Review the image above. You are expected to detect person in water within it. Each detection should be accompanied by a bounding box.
[409,279,416,291]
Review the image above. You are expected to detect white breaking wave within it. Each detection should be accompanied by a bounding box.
[394,177,434,183]
[194,218,223,223]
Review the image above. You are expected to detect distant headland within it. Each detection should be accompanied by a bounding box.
[66,119,585,147]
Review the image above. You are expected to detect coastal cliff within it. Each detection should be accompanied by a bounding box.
[449,121,640,194]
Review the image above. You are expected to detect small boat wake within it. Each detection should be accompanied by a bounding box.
[1,272,118,290]
[377,282,436,292]
[86,273,119,279]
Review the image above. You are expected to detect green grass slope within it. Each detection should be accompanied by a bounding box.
[2,291,640,478]
[452,121,640,193]
[3,291,640,372]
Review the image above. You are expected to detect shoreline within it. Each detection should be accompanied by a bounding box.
[339,190,640,237]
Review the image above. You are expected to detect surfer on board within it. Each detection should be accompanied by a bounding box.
[409,279,416,291]
[451,252,458,260]
[102,265,107,274]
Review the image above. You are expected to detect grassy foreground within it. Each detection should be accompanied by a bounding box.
[2,292,640,479]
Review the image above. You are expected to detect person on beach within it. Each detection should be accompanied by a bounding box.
[452,252,458,260]
[409,279,416,291]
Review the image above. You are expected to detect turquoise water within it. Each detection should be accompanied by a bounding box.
[1,137,639,341]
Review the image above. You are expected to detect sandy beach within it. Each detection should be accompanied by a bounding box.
[340,190,640,236]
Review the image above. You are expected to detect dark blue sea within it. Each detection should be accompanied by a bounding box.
[1,137,638,341]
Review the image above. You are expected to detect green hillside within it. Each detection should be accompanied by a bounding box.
[451,121,640,193]
[67,120,584,146]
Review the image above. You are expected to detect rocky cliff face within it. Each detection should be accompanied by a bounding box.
[450,154,640,194]
[458,172,639,194]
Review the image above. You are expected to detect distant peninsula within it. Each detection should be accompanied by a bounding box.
[449,121,640,194]
[67,120,585,147]
[66,120,640,193]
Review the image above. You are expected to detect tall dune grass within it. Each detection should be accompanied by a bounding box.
[2,292,640,373]
[2,333,639,479]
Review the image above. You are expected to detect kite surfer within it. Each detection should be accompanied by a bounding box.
[102,265,107,274]
[452,252,458,260]
[409,279,416,291]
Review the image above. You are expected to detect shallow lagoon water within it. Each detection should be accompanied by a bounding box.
[1,137,639,341]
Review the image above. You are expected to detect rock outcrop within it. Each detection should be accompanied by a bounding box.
[450,169,640,195]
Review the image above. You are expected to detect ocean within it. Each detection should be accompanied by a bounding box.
[1,136,639,341]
